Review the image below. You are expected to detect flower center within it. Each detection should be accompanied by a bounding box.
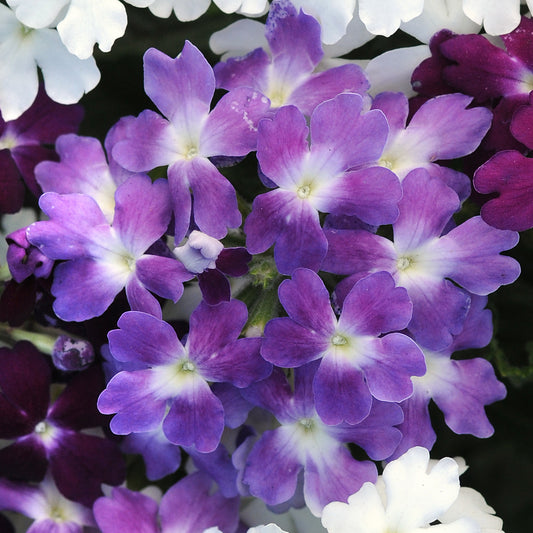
[34,421,47,433]
[0,133,17,150]
[185,145,198,159]
[397,255,414,271]
[331,333,348,346]
[298,417,315,432]
[296,184,311,199]
[179,359,196,373]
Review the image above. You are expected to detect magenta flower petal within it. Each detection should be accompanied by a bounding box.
[94,487,159,533]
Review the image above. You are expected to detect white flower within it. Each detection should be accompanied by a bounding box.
[0,3,99,121]
[358,0,424,37]
[321,447,503,533]
[148,0,268,21]
[462,0,533,35]
[7,0,153,59]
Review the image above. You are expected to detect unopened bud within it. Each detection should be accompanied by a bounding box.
[52,335,95,371]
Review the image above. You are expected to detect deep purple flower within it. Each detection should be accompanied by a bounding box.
[0,87,83,214]
[323,168,520,350]
[26,174,193,321]
[239,364,403,516]
[112,41,270,241]
[98,300,271,453]
[93,472,239,533]
[262,268,424,425]
[244,93,401,275]
[0,342,125,506]
[214,0,369,115]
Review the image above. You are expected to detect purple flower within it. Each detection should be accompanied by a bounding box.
[244,93,401,275]
[98,300,271,453]
[214,0,369,115]
[393,296,507,458]
[26,174,193,321]
[0,342,125,506]
[93,472,239,533]
[239,364,403,516]
[371,91,491,200]
[323,168,520,350]
[0,87,83,214]
[112,41,270,241]
[262,268,424,425]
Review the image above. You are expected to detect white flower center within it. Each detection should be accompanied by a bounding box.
[397,255,414,271]
[331,333,348,346]
[296,184,312,199]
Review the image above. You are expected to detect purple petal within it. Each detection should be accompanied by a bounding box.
[215,247,251,276]
[278,268,336,333]
[0,342,50,433]
[371,91,409,131]
[187,299,246,357]
[27,193,107,259]
[405,277,471,351]
[304,447,377,516]
[172,157,241,239]
[442,34,530,100]
[159,472,239,533]
[500,16,533,70]
[0,437,47,481]
[315,167,401,225]
[392,391,436,460]
[289,64,370,116]
[51,259,126,322]
[48,366,108,430]
[361,334,426,402]
[510,92,533,149]
[136,254,193,302]
[49,431,125,506]
[167,167,193,242]
[111,109,178,171]
[266,0,323,81]
[394,169,459,252]
[406,93,492,160]
[314,356,372,425]
[322,228,396,276]
[94,487,158,533]
[125,275,162,318]
[262,317,329,368]
[198,269,231,305]
[328,400,403,460]
[163,376,224,452]
[339,271,412,336]
[256,105,309,188]
[434,216,520,294]
[243,427,303,506]
[431,356,507,437]
[474,150,533,231]
[98,370,168,434]
[214,47,270,92]
[109,311,185,365]
[200,87,270,156]
[113,176,171,256]
[144,42,213,124]
[310,94,388,173]
[198,337,271,388]
[450,295,493,352]
[122,429,182,481]
[0,149,25,213]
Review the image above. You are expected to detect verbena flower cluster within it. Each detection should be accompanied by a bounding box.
[1,0,530,531]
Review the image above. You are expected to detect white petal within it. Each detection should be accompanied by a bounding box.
[154,0,211,21]
[462,0,521,35]
[364,45,430,97]
[383,447,461,530]
[323,12,374,58]
[401,0,481,43]
[148,0,176,18]
[0,6,39,120]
[248,526,290,533]
[209,19,268,59]
[237,0,269,16]
[32,28,100,104]
[439,487,504,532]
[292,0,357,44]
[214,0,243,13]
[321,483,387,533]
[124,0,156,6]
[56,0,127,58]
[6,0,68,29]
[358,0,424,36]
